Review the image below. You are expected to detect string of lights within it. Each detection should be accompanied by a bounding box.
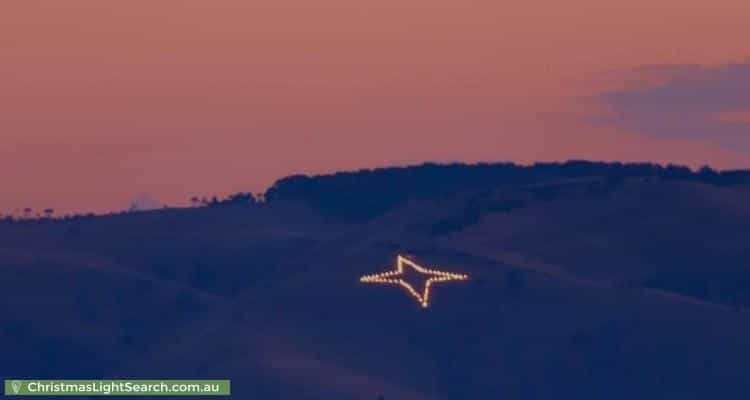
[360,255,469,308]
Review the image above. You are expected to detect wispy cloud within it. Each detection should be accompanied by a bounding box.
[129,193,161,211]
[599,60,750,149]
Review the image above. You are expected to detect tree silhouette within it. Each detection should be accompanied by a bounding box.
[264,161,750,220]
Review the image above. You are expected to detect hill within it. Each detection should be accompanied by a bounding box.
[2,161,750,399]
[264,160,750,220]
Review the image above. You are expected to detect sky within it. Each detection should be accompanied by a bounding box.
[2,0,750,214]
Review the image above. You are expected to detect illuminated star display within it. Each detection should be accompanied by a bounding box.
[359,255,469,308]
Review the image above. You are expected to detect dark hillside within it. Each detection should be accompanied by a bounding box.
[3,161,750,399]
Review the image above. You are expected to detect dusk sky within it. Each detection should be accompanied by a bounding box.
[2,0,750,213]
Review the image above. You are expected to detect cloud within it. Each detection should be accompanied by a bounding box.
[128,193,161,211]
[599,60,750,149]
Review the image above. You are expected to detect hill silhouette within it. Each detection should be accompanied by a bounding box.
[2,160,750,399]
[265,160,750,220]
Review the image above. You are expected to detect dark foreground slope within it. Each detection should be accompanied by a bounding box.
[2,162,750,399]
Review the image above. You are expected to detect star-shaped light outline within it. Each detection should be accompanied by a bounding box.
[359,254,469,308]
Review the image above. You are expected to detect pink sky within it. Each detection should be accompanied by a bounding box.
[2,0,749,213]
